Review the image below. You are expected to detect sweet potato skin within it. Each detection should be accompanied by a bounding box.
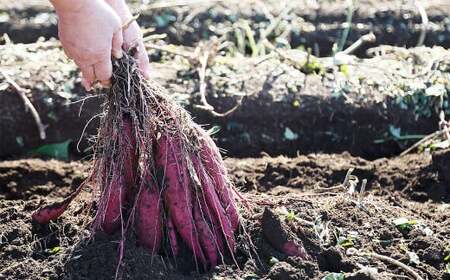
[32,181,86,224]
[262,208,309,259]
[200,136,240,231]
[193,156,236,253]
[167,216,179,257]
[157,135,206,265]
[32,202,69,224]
[101,174,126,234]
[193,200,218,267]
[122,116,137,201]
[136,178,162,254]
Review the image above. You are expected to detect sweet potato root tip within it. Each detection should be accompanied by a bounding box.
[281,241,308,258]
[193,201,218,267]
[136,179,163,254]
[32,202,69,224]
[167,216,179,257]
[157,135,206,265]
[192,156,236,254]
[32,182,86,224]
[199,137,240,231]
[262,208,309,259]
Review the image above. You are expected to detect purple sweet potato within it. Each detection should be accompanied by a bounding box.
[101,171,126,234]
[136,175,162,254]
[199,135,240,231]
[122,116,137,200]
[167,216,179,257]
[32,181,86,224]
[193,200,218,267]
[157,135,206,266]
[262,208,309,259]
[192,156,236,254]
[32,201,71,224]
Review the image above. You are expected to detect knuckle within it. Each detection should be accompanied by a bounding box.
[95,68,112,81]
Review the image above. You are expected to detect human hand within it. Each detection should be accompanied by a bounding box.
[105,0,151,79]
[51,0,124,90]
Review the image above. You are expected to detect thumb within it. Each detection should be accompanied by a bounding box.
[111,30,124,59]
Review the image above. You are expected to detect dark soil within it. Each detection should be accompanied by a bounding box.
[1,1,449,279]
[0,150,449,279]
[1,43,449,160]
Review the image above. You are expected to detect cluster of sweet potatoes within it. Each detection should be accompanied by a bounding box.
[32,55,240,269]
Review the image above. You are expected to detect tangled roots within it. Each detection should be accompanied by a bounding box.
[32,54,242,270]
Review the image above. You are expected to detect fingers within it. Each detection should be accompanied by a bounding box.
[93,58,113,87]
[135,41,151,79]
[122,39,151,79]
[79,59,113,91]
[79,65,95,91]
[111,30,124,59]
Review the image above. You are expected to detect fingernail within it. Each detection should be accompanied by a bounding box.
[82,79,92,91]
[113,50,123,59]
[100,80,111,88]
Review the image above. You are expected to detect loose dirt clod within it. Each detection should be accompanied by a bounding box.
[31,53,244,274]
[262,208,309,259]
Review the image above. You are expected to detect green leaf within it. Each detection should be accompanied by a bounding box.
[16,136,24,147]
[444,254,450,262]
[339,64,350,78]
[393,217,417,231]
[29,140,71,160]
[322,272,345,280]
[430,140,450,150]
[284,127,298,141]
[47,246,61,254]
[285,210,297,223]
[154,13,175,28]
[389,125,402,139]
[446,263,450,274]
[337,238,354,248]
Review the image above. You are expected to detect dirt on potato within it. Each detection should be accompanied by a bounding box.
[0,149,449,280]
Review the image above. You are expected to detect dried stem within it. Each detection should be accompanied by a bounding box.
[366,252,424,280]
[340,33,376,55]
[144,43,193,59]
[414,0,428,47]
[400,130,445,156]
[194,50,244,117]
[0,69,46,140]
[146,0,226,10]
